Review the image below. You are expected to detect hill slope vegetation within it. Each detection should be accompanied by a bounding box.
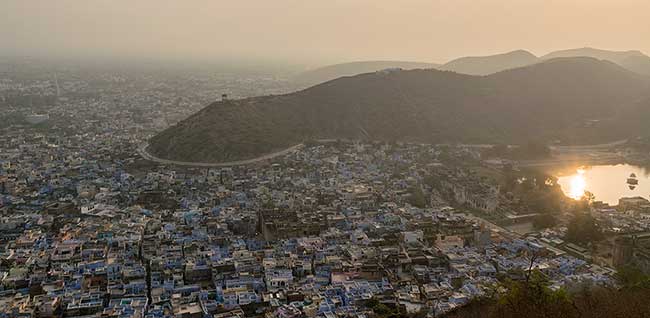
[149,57,650,163]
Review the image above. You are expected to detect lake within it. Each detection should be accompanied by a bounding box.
[556,164,650,205]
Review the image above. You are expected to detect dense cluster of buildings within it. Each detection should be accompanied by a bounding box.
[0,63,621,317]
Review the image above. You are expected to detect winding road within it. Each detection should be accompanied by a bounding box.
[137,143,304,167]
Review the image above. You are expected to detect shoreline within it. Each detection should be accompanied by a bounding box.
[138,138,634,168]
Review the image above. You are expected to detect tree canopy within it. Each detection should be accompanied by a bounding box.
[565,212,604,245]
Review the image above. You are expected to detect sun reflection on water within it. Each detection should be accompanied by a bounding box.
[557,164,650,205]
[568,168,586,200]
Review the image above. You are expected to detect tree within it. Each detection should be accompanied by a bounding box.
[408,186,427,208]
[565,212,604,245]
[445,270,650,318]
[518,140,551,159]
[616,264,650,288]
[423,174,439,189]
[581,191,596,204]
[365,298,423,318]
[494,272,578,318]
[533,213,557,230]
[515,170,565,214]
[501,164,518,192]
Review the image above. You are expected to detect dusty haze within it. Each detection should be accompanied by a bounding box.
[2,0,649,66]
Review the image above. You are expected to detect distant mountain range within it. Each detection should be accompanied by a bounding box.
[440,47,650,76]
[149,57,650,163]
[439,50,539,76]
[293,61,440,86]
[294,48,650,85]
[542,48,650,76]
[541,47,647,64]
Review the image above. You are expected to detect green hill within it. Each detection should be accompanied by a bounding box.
[149,57,650,163]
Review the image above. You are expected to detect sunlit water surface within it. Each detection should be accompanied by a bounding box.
[556,164,650,205]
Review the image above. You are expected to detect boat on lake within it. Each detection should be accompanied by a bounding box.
[627,173,639,185]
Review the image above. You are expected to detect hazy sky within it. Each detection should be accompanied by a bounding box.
[2,0,649,66]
